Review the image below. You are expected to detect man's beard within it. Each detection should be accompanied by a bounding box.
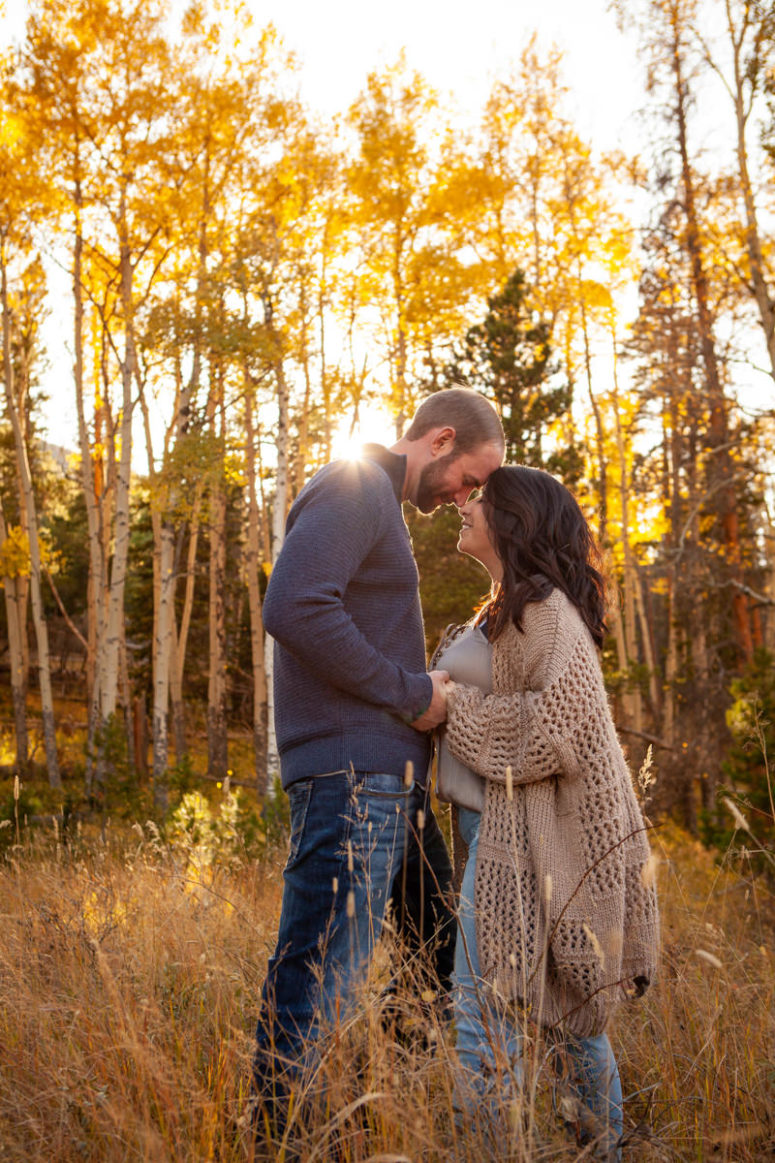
[414,457,456,513]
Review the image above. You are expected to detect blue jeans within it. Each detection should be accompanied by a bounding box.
[453,806,623,1162]
[252,770,454,1131]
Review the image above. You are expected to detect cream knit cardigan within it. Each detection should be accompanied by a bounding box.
[445,587,659,1038]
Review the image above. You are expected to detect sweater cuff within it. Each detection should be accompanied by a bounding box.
[399,673,434,725]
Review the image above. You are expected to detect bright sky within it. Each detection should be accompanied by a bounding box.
[2,0,648,144]
[271,0,645,150]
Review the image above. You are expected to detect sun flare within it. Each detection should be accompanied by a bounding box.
[329,404,395,461]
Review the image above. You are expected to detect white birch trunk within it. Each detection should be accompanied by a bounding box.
[99,236,135,723]
[152,520,175,811]
[245,388,268,793]
[206,370,228,780]
[171,484,203,758]
[207,477,228,779]
[0,499,28,770]
[264,357,290,788]
[72,187,107,792]
[1,255,61,788]
[137,371,172,800]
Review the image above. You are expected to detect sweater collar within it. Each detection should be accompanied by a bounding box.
[361,443,406,505]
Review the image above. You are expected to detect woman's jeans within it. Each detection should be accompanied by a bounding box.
[453,806,623,1161]
[252,770,455,1133]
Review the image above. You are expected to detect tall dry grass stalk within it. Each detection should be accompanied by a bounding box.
[0,813,772,1161]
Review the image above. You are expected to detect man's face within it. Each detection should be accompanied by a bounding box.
[413,441,503,513]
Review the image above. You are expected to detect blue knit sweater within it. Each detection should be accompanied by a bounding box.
[262,446,433,789]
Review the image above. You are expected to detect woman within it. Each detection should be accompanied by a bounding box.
[435,466,659,1161]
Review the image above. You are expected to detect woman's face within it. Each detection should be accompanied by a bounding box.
[457,491,502,580]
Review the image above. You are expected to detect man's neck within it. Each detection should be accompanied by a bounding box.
[361,443,407,504]
[389,435,416,502]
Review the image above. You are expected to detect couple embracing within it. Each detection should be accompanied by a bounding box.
[251,388,659,1161]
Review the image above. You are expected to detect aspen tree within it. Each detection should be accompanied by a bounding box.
[24,19,105,758]
[26,0,178,793]
[243,377,268,792]
[0,76,30,771]
[0,62,60,787]
[692,0,775,381]
[346,57,476,432]
[0,496,28,771]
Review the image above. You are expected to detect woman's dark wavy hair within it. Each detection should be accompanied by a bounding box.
[479,465,607,647]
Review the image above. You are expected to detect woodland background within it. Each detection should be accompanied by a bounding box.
[1,0,775,851]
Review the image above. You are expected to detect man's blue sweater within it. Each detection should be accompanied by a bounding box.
[262,446,433,789]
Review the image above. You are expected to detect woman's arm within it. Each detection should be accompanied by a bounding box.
[444,628,601,786]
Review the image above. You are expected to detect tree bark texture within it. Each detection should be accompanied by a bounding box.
[1,252,61,788]
[0,499,28,771]
[245,387,269,793]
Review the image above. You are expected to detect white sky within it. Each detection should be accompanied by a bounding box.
[2,0,650,149]
[272,0,645,149]
[1,0,644,105]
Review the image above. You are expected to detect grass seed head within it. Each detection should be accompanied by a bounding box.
[583,922,606,968]
[695,948,723,970]
[723,796,751,834]
[641,851,659,888]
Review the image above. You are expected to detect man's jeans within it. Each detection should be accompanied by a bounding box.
[252,770,454,1130]
[453,806,623,1162]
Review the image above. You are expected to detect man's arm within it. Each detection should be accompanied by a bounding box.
[263,462,433,724]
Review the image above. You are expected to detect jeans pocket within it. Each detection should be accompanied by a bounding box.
[354,771,415,799]
[286,778,314,866]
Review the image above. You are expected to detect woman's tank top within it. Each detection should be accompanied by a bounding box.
[434,623,492,812]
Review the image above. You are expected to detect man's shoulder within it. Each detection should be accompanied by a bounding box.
[300,456,397,505]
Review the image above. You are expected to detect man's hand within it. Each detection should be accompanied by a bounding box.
[410,669,449,732]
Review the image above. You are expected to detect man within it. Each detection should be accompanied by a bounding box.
[251,386,504,1136]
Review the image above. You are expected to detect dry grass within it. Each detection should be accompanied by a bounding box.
[0,813,773,1162]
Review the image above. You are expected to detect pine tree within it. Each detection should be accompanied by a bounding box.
[445,268,578,478]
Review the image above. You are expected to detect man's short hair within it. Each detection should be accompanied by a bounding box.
[405,386,504,454]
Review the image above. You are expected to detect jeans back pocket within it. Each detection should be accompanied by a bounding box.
[286,778,314,867]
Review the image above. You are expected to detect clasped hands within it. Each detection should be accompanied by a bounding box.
[409,670,458,732]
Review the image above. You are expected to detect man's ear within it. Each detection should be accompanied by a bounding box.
[429,426,456,457]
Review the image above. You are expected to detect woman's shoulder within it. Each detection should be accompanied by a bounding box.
[495,587,592,678]
[507,585,585,638]
[540,585,586,625]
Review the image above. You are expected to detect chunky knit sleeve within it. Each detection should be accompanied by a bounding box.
[445,595,602,786]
